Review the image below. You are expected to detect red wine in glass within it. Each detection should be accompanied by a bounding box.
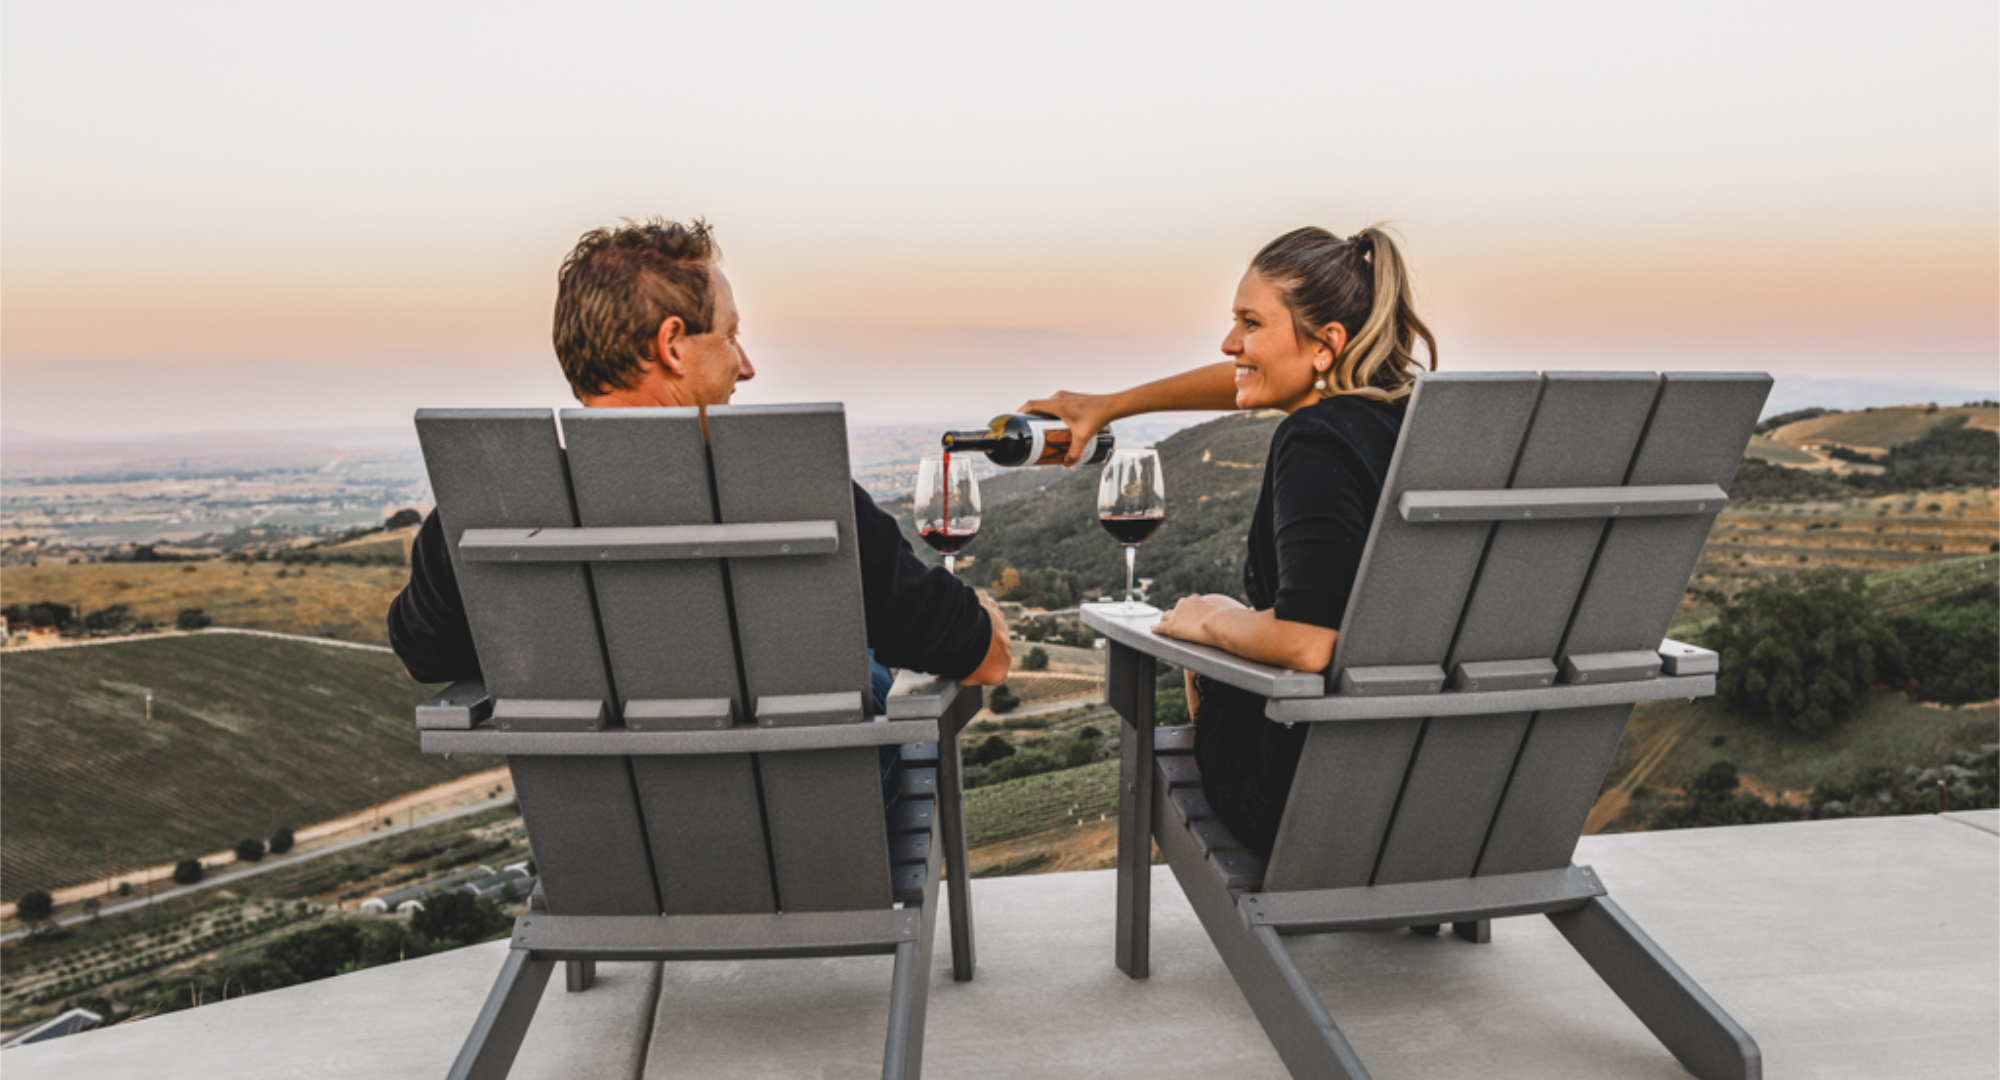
[1097,448,1165,616]
[914,453,981,574]
[1098,513,1164,546]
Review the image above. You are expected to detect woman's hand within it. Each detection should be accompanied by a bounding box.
[1016,391,1118,466]
[1152,595,1337,673]
[1152,593,1248,648]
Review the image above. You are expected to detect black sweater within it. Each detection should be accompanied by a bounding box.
[387,482,993,686]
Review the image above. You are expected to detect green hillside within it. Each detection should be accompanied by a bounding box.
[0,634,497,896]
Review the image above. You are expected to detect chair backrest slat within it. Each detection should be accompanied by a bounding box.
[706,404,892,912]
[415,409,660,917]
[1263,374,1541,891]
[1478,373,1769,875]
[561,408,777,914]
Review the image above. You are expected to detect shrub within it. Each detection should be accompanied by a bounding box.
[176,608,213,631]
[1022,647,1049,671]
[989,684,1021,714]
[172,859,204,886]
[1705,570,1904,735]
[386,508,424,529]
[1155,686,1189,725]
[969,735,1016,767]
[411,892,510,949]
[234,838,267,863]
[1000,716,1048,731]
[268,827,296,856]
[16,890,54,922]
[1648,763,1801,830]
[1889,585,1998,706]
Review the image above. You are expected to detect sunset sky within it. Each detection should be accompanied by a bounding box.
[4,0,1995,438]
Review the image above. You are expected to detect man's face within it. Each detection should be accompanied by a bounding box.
[675,266,755,407]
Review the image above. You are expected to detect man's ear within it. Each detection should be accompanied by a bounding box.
[653,316,690,377]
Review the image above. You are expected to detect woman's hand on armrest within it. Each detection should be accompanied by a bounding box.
[960,590,1014,686]
[1020,362,1241,466]
[1153,594,1337,673]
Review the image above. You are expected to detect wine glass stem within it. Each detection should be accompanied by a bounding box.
[1123,544,1137,606]
[945,554,957,576]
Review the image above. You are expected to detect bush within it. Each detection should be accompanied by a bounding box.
[1648,763,1802,830]
[1155,686,1189,725]
[386,508,424,529]
[1022,646,1049,671]
[969,734,1016,766]
[16,889,54,922]
[234,838,267,863]
[1706,571,1904,735]
[176,608,213,631]
[1889,585,1998,706]
[989,684,1020,714]
[268,827,296,855]
[173,859,205,886]
[411,891,511,949]
[1811,746,1998,818]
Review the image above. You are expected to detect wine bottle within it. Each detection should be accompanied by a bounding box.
[941,413,1115,467]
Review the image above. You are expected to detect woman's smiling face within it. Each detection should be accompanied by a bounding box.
[1221,270,1331,413]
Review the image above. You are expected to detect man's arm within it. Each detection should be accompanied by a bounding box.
[851,483,1008,683]
[386,512,483,684]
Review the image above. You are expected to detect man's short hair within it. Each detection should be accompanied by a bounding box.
[553,218,720,399]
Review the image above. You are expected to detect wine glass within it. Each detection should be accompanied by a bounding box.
[1097,447,1165,616]
[913,454,981,575]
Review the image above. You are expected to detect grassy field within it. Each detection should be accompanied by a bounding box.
[0,635,498,895]
[1770,404,1997,450]
[2,560,408,645]
[963,758,1119,847]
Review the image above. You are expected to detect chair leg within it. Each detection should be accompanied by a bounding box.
[1452,920,1490,944]
[1110,642,1157,979]
[1549,896,1761,1080]
[565,959,595,992]
[447,947,556,1080]
[936,717,977,982]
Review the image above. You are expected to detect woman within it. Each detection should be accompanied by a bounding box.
[1020,225,1435,858]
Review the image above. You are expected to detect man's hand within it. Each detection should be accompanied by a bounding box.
[961,590,1013,686]
[1151,593,1247,648]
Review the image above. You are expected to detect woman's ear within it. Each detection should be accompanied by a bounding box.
[1315,322,1347,367]
[653,316,690,377]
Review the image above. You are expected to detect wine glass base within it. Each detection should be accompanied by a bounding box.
[1099,601,1160,618]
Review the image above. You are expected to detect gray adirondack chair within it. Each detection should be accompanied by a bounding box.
[410,403,982,1080]
[1084,371,1770,1080]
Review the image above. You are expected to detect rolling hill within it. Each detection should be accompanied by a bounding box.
[0,633,497,895]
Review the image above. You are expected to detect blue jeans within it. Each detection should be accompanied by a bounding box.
[870,651,902,799]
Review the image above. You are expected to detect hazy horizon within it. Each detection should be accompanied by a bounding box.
[5,1,1994,439]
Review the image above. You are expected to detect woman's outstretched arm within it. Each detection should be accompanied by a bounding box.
[1152,593,1338,674]
[1019,361,1239,466]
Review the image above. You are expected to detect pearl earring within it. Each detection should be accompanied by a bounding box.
[1314,372,1329,393]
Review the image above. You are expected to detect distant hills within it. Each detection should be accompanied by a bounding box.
[898,400,1998,610]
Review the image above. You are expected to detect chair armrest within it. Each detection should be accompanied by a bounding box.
[885,670,983,737]
[1080,604,1325,700]
[416,679,491,730]
[1658,639,1717,676]
[1265,671,1714,723]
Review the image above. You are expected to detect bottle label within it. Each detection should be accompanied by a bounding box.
[1027,421,1075,466]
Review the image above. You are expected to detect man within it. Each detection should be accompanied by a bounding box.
[388,218,1011,696]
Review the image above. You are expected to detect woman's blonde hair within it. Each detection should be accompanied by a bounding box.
[1250,225,1437,402]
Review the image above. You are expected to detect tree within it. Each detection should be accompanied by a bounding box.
[173,858,205,886]
[26,601,72,629]
[385,508,424,529]
[1649,763,1801,830]
[1706,570,1903,736]
[234,838,266,863]
[989,684,1020,714]
[268,827,296,855]
[1022,646,1049,671]
[16,889,54,922]
[991,566,1021,598]
[1889,585,1999,706]
[176,608,213,631]
[411,891,510,949]
[969,734,1016,766]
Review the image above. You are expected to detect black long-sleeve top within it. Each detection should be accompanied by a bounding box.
[388,482,993,686]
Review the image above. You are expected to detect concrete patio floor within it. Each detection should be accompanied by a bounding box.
[9,811,1996,1080]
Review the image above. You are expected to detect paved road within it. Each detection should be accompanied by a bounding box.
[0,793,517,943]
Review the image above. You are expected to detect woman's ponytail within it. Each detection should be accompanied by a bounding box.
[1250,224,1437,402]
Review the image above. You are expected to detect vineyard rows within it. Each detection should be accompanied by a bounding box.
[964,759,1120,847]
[4,900,323,1007]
